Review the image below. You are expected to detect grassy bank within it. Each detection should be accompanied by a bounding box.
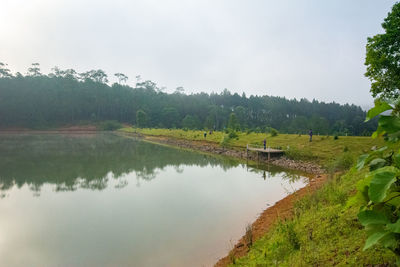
[229,167,396,266]
[120,128,387,169]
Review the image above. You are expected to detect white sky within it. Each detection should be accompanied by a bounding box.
[0,0,397,107]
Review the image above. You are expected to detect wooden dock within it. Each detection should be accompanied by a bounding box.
[246,144,284,161]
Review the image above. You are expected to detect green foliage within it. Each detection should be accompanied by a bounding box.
[182,114,200,130]
[98,120,122,131]
[162,107,180,128]
[270,128,279,137]
[228,131,238,139]
[0,65,376,135]
[365,2,400,99]
[354,100,400,259]
[366,100,393,121]
[228,113,240,131]
[220,134,231,147]
[136,109,147,128]
[327,152,355,173]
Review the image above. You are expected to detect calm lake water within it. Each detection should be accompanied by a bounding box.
[0,133,307,267]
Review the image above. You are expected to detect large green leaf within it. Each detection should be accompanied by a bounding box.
[364,231,390,250]
[357,154,369,170]
[358,210,390,226]
[365,101,392,122]
[378,116,400,134]
[394,152,400,168]
[379,232,397,249]
[387,219,400,233]
[384,192,400,207]
[368,169,397,202]
[369,158,386,171]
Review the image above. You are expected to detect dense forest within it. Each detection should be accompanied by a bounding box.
[0,63,376,135]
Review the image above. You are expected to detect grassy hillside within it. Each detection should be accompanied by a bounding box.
[120,128,387,168]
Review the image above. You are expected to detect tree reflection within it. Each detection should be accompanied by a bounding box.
[0,133,302,194]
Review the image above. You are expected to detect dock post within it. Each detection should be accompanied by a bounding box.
[268,146,271,161]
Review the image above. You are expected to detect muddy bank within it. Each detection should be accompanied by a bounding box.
[121,132,324,175]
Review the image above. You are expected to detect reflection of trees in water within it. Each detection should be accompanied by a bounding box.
[0,134,242,193]
[245,164,305,183]
[0,134,303,194]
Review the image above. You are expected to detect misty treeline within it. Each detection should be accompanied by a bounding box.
[0,63,376,135]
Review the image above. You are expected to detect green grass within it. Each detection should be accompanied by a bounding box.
[119,128,388,168]
[230,168,396,266]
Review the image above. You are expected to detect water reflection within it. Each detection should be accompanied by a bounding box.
[0,133,303,194]
[0,133,307,267]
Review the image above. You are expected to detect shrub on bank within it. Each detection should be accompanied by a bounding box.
[99,120,123,131]
[270,128,279,137]
[327,152,354,173]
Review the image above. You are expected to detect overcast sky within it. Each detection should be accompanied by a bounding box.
[0,0,397,107]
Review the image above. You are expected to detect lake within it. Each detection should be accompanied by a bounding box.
[0,133,307,267]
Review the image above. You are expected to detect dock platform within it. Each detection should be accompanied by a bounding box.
[246,144,284,161]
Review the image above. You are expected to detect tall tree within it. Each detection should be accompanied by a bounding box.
[227,113,240,131]
[27,63,41,76]
[136,110,147,127]
[365,2,400,100]
[114,73,128,84]
[0,62,12,78]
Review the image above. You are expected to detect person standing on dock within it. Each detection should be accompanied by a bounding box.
[309,129,313,142]
[263,138,266,150]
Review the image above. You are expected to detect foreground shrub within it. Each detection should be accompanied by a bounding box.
[352,100,400,260]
